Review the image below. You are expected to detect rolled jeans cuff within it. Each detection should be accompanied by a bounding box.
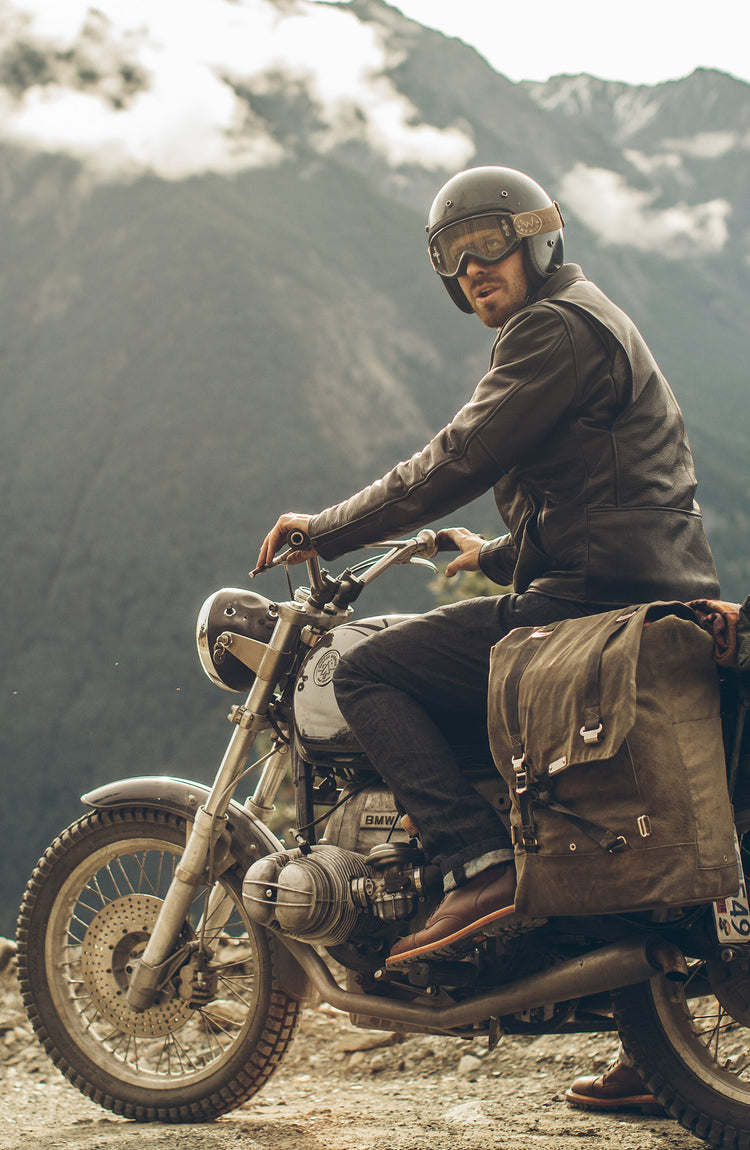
[442,844,515,892]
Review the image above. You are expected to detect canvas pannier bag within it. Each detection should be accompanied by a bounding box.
[487,602,739,917]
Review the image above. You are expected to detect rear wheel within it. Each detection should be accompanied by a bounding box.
[615,957,750,1148]
[615,824,750,1148]
[16,807,300,1122]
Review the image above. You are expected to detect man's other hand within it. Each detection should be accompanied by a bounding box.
[439,527,485,578]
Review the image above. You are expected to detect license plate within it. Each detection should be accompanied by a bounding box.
[713,829,750,943]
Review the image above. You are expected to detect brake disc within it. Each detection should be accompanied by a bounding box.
[80,894,194,1036]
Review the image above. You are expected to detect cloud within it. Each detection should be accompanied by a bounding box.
[0,0,474,179]
[661,130,750,160]
[558,163,730,257]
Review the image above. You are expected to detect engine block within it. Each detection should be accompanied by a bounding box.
[242,841,434,946]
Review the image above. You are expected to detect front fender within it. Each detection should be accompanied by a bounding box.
[82,775,286,867]
[81,775,313,1003]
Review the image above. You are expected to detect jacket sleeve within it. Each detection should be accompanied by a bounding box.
[478,534,517,586]
[308,305,580,561]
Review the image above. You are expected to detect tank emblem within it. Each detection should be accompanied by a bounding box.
[313,649,340,686]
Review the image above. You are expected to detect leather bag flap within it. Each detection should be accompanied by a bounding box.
[488,601,696,784]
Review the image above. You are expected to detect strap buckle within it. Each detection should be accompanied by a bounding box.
[637,814,652,838]
[579,722,603,745]
[512,752,528,794]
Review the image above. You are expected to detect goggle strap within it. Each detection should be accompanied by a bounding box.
[511,202,564,239]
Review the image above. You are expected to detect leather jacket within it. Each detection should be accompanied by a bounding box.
[309,264,719,605]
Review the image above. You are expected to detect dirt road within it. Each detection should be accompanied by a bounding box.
[0,939,698,1150]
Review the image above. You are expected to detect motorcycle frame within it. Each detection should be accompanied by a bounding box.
[83,536,748,1027]
[87,537,431,1012]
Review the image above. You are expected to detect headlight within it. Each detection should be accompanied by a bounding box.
[196,588,278,692]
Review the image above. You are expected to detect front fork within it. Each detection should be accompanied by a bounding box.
[126,604,305,1011]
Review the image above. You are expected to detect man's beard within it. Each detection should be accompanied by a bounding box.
[461,254,530,328]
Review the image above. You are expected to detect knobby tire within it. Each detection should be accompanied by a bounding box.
[615,824,750,1149]
[15,807,300,1122]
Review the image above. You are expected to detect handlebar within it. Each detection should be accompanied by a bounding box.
[287,528,459,557]
[249,528,464,610]
[381,529,462,556]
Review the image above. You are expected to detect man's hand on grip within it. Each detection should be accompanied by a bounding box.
[256,513,317,570]
[438,527,485,578]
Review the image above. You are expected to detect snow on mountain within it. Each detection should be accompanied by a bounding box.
[523,74,664,139]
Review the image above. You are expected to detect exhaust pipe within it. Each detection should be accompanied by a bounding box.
[279,935,684,1031]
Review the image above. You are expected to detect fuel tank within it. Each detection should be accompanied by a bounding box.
[292,615,413,763]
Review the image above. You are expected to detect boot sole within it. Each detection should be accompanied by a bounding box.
[565,1090,664,1115]
[386,906,546,967]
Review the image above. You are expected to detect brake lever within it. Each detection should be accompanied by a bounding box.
[249,552,295,578]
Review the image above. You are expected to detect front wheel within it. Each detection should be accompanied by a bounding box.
[16,807,300,1122]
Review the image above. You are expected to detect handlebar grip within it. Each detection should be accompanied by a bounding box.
[287,529,311,550]
[434,529,461,552]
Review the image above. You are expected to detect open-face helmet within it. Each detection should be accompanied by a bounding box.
[427,166,564,313]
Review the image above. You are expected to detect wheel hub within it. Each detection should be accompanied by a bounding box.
[708,956,750,1027]
[80,894,195,1036]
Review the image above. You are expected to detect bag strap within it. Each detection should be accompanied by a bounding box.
[579,608,639,744]
[503,632,550,793]
[535,790,630,853]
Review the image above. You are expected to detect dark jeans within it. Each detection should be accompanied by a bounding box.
[333,591,620,890]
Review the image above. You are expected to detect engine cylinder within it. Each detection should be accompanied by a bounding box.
[243,845,376,945]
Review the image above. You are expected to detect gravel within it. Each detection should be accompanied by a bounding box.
[0,937,699,1150]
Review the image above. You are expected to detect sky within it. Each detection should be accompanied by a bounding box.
[387,0,750,87]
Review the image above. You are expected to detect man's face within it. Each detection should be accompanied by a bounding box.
[457,248,529,329]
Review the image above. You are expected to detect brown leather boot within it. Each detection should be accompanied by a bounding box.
[565,1059,663,1113]
[386,862,526,966]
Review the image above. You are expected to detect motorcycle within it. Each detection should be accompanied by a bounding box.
[15,529,750,1147]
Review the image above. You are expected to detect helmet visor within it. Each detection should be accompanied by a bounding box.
[429,204,564,278]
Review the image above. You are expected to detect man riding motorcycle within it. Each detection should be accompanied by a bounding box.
[258,164,720,1109]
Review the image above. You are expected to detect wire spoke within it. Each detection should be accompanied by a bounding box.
[52,830,261,1083]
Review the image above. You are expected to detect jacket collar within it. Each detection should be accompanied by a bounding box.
[491,264,587,353]
[534,263,586,302]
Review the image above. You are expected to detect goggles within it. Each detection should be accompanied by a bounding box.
[429,204,564,278]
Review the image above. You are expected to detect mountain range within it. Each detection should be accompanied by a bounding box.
[1,0,749,932]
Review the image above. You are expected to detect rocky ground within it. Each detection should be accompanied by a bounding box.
[0,937,701,1150]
